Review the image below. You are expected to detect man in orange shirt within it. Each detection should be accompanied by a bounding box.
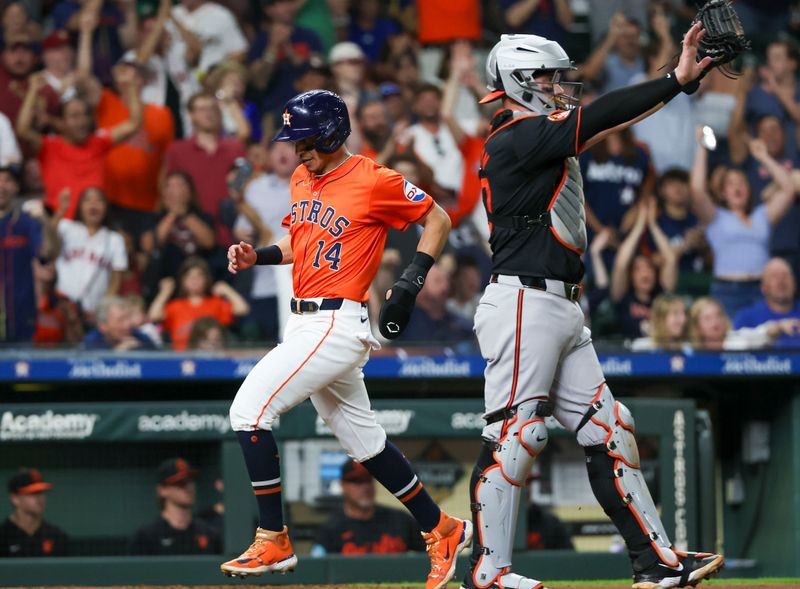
[224,90,471,588]
[96,58,175,238]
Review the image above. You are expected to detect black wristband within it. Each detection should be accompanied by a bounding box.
[411,251,435,272]
[255,244,283,265]
[397,251,435,296]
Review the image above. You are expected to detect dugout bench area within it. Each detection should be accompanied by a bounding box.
[0,350,799,584]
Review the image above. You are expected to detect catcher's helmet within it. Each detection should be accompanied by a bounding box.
[272,90,351,153]
[481,34,582,115]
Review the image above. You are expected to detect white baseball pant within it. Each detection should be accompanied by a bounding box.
[475,274,609,445]
[229,299,387,461]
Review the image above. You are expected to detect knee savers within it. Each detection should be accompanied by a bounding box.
[580,385,679,567]
[494,406,549,485]
[472,401,548,587]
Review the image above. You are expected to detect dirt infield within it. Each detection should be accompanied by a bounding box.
[9,579,800,589]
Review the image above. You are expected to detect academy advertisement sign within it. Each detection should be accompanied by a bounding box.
[0,410,100,441]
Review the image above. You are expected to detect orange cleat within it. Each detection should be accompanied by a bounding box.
[423,513,473,589]
[220,526,298,578]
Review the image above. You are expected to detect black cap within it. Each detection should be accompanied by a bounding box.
[157,458,199,485]
[8,468,53,495]
[341,459,371,483]
[0,164,21,182]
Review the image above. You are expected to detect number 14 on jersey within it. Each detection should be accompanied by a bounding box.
[312,240,342,271]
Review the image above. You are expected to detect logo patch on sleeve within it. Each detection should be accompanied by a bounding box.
[547,110,570,121]
[403,179,427,202]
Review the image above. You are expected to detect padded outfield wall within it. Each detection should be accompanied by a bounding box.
[0,349,798,583]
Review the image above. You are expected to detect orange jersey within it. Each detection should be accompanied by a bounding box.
[285,155,434,301]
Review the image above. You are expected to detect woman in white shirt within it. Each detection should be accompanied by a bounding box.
[54,187,128,320]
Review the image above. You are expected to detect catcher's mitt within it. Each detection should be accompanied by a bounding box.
[693,0,750,71]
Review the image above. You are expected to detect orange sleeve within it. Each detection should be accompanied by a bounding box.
[368,166,434,231]
[214,297,234,326]
[162,300,179,334]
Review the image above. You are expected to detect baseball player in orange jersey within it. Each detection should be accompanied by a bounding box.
[221,90,472,587]
[461,24,724,589]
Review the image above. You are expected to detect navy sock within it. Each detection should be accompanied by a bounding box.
[236,430,283,532]
[362,441,441,532]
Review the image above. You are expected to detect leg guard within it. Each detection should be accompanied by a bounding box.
[578,385,679,568]
[471,401,548,588]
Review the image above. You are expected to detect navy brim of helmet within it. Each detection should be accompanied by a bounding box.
[479,89,506,104]
[272,126,319,143]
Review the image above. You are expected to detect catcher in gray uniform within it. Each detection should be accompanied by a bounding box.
[461,13,745,589]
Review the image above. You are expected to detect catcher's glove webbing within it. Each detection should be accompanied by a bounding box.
[693,0,750,70]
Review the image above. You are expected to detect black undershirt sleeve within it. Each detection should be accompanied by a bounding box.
[578,73,682,144]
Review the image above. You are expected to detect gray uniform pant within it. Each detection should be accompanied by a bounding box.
[475,275,608,445]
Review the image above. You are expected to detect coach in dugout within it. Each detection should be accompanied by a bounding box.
[129,458,221,555]
[310,459,425,556]
[0,468,69,557]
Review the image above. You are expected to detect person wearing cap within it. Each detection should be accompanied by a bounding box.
[77,8,175,241]
[16,60,143,220]
[329,41,369,110]
[0,468,69,557]
[0,32,39,123]
[40,30,75,98]
[310,459,424,557]
[129,458,221,555]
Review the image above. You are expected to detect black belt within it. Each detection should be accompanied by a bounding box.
[290,298,365,314]
[485,400,554,425]
[490,274,583,302]
[487,211,551,230]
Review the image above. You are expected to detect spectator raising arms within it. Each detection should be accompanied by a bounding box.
[170,0,247,77]
[610,198,678,339]
[164,92,246,248]
[691,133,796,316]
[580,128,654,245]
[652,169,706,276]
[16,68,142,219]
[71,4,177,241]
[53,187,128,319]
[141,171,215,299]
[148,256,248,350]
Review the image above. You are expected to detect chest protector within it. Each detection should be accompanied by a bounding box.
[484,114,587,254]
[551,156,587,253]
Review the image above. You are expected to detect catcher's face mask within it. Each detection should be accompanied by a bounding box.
[514,69,583,111]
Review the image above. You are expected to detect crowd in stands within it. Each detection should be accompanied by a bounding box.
[2,0,800,352]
